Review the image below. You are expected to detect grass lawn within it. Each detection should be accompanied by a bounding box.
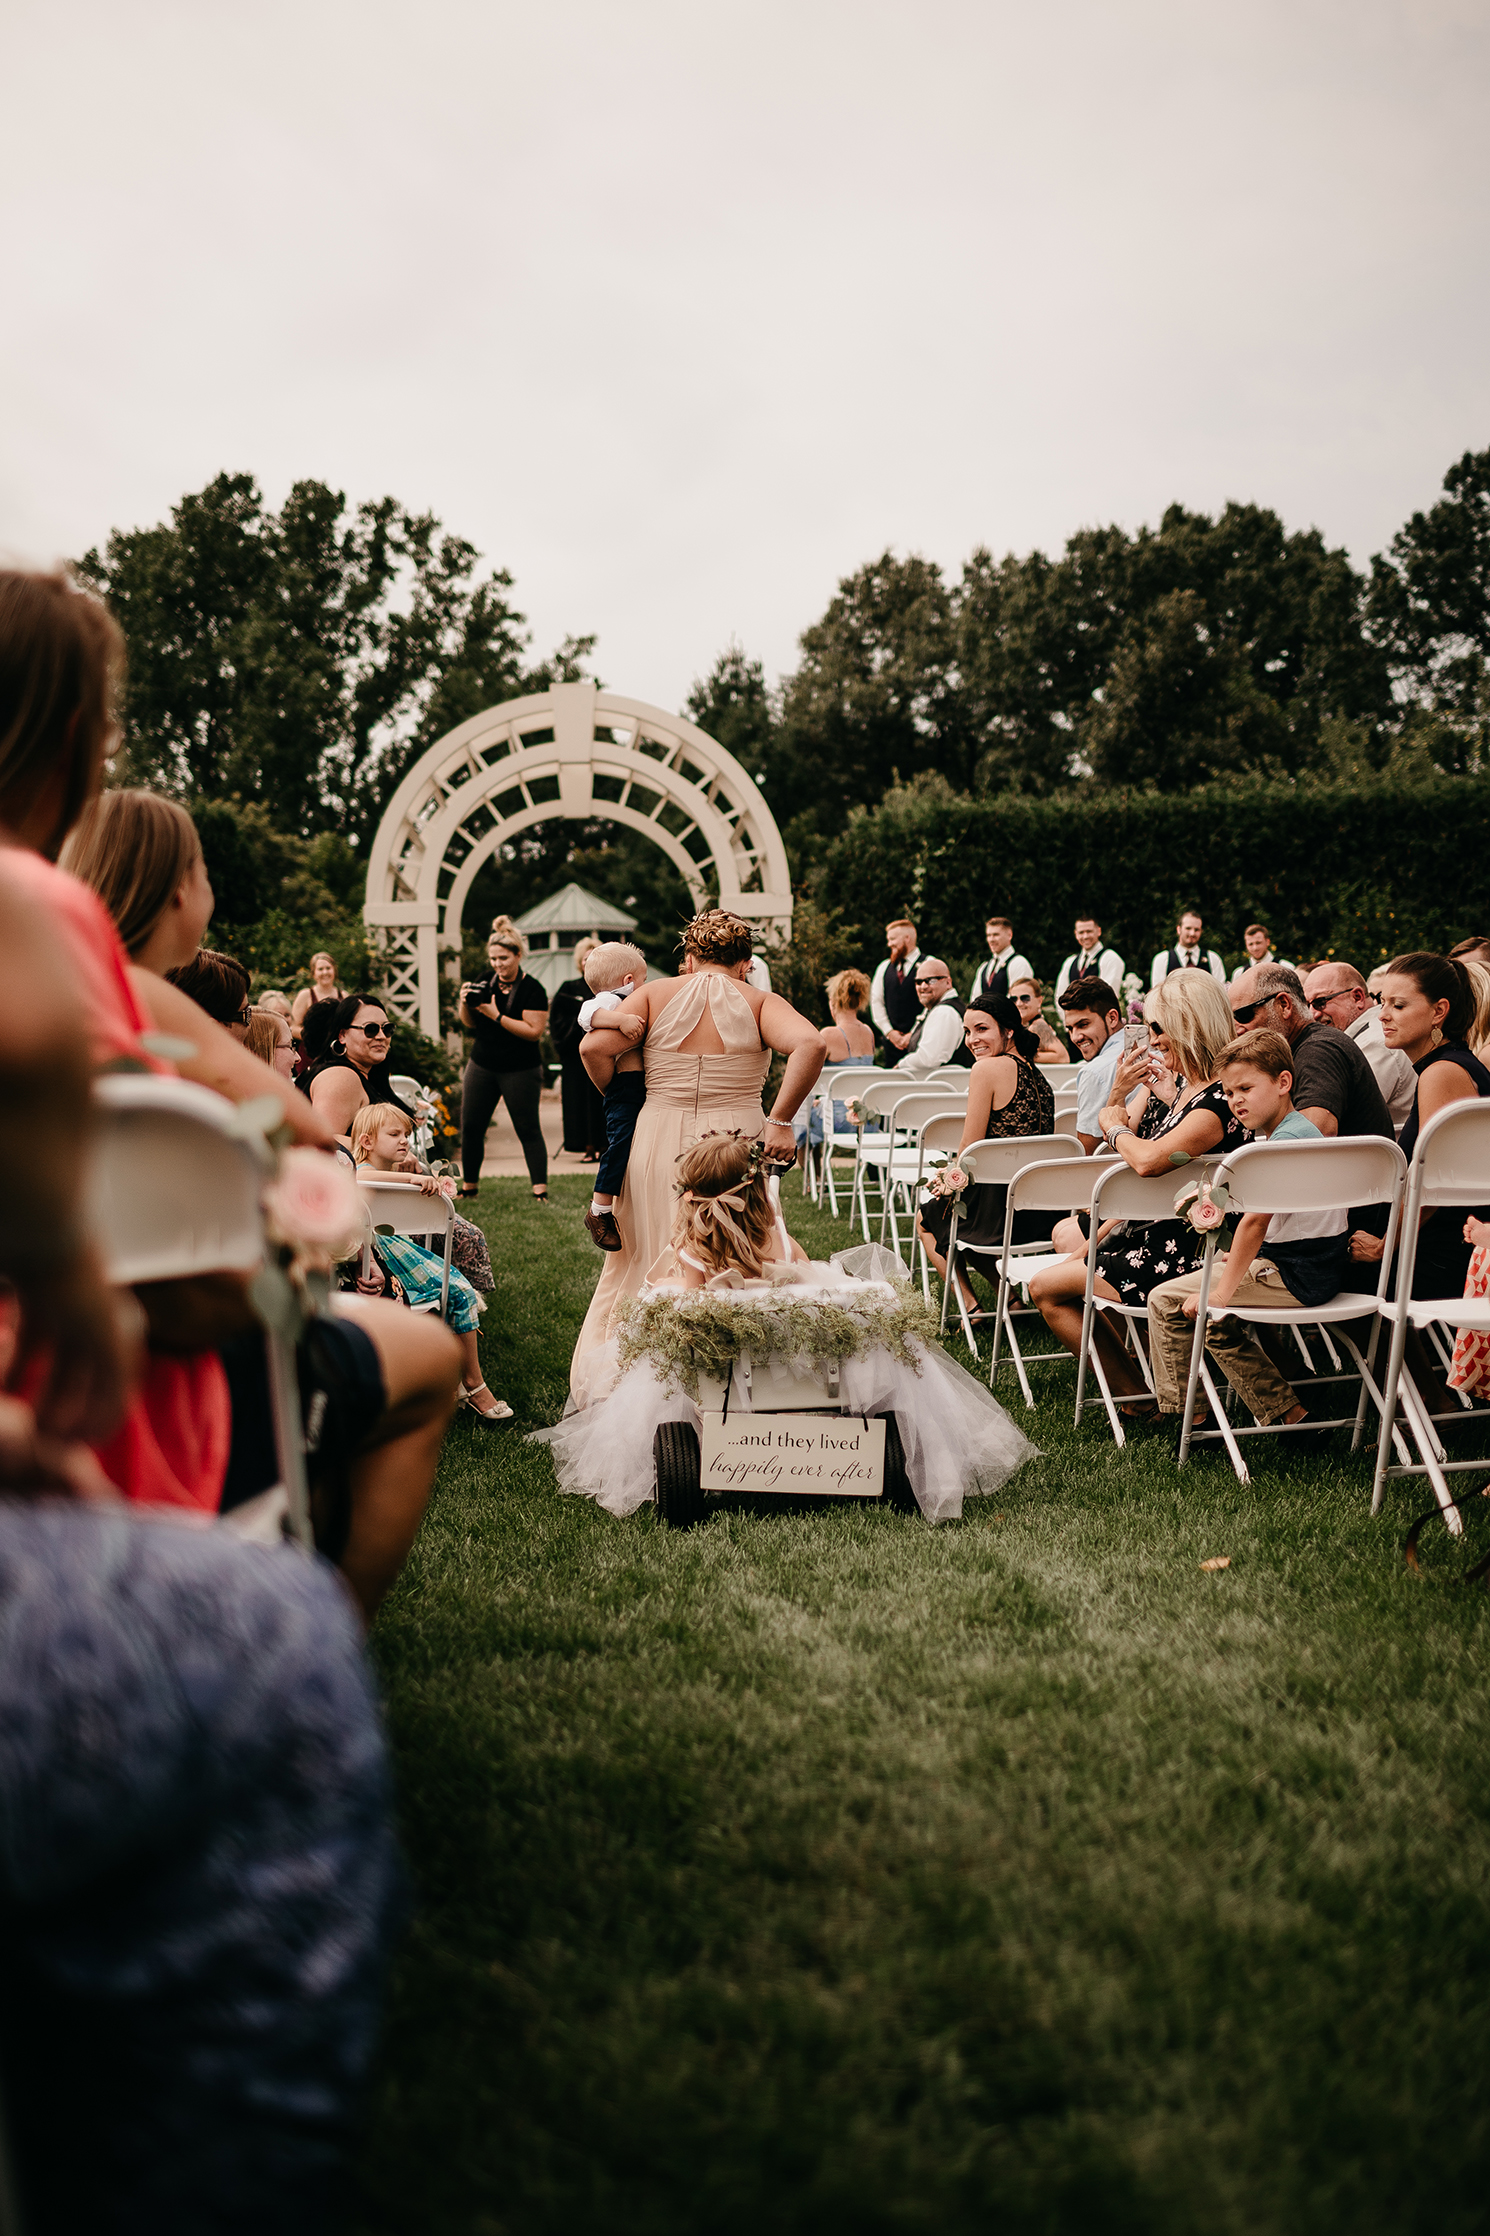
[356,1175,1490,2236]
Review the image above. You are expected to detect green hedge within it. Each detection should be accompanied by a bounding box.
[809,773,1490,990]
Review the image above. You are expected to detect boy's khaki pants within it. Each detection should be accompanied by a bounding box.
[1147,1258,1302,1425]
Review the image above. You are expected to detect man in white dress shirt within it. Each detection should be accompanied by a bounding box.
[1054,916,1125,1002]
[1301,960,1417,1133]
[1229,921,1291,981]
[1150,908,1225,988]
[893,958,967,1077]
[1057,974,1126,1154]
[969,916,1033,1002]
[870,919,922,1051]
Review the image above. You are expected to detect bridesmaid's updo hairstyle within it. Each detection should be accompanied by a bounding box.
[965,993,1039,1063]
[681,909,755,967]
[1386,952,1476,1042]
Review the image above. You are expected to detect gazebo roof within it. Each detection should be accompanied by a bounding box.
[513,881,636,935]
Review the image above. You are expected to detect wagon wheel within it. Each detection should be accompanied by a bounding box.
[881,1414,917,1515]
[653,1422,707,1529]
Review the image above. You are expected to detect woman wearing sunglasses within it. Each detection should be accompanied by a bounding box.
[307,994,409,1145]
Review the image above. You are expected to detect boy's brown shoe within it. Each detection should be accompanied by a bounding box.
[585,1207,622,1251]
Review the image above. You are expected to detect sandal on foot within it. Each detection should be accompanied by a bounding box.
[457,1186,480,1201]
[462,1384,514,1426]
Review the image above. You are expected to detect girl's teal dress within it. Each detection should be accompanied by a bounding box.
[372,1232,484,1331]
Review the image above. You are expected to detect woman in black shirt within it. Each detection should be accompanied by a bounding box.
[457,920,551,1201]
[549,936,606,1161]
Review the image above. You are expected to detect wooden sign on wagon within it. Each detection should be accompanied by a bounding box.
[698,1412,886,1497]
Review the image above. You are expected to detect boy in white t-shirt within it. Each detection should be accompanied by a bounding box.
[577,942,647,1251]
[1147,1028,1347,1433]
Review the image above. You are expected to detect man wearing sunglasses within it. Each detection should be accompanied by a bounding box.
[1228,963,1393,1144]
[1300,961,1415,1132]
[893,958,968,1077]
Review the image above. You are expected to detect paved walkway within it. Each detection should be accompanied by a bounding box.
[478,1085,597,1180]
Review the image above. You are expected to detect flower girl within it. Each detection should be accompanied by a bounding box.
[350,1105,513,1424]
[533,1130,1036,1521]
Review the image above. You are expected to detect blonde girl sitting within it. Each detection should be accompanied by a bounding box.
[667,1131,808,1290]
[350,1105,513,1425]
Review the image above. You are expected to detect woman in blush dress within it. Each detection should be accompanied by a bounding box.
[568,910,824,1407]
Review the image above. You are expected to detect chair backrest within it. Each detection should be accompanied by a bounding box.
[1090,1154,1226,1225]
[1217,1135,1405,1216]
[817,1065,881,1104]
[884,1091,968,1136]
[1054,1106,1080,1137]
[86,1075,265,1284]
[1007,1153,1113,1217]
[357,1177,455,1241]
[86,1075,312,1550]
[1053,1083,1079,1104]
[958,1133,1085,1186]
[918,1113,966,1160]
[1409,1096,1490,1208]
[1039,1064,1081,1087]
[859,1077,912,1120]
[928,1066,974,1085]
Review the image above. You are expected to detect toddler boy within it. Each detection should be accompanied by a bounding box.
[1147,1028,1349,1434]
[578,941,647,1251]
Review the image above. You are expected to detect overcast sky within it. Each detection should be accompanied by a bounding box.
[4,0,1487,713]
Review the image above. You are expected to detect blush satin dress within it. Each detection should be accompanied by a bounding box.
[569,970,769,1407]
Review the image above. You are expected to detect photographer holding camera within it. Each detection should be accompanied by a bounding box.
[457,915,551,1203]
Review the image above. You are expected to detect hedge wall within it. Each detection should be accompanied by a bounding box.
[809,774,1490,991]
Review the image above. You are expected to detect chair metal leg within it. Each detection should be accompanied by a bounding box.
[1177,1242,1217,1467]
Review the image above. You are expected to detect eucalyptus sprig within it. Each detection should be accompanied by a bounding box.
[615,1287,941,1399]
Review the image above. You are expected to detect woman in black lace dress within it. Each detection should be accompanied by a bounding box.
[917,995,1055,1318]
[1029,971,1246,1409]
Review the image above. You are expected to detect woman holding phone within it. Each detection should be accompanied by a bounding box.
[457,915,551,1202]
[1027,971,1244,1410]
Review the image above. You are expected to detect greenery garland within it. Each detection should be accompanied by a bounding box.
[614,1287,942,1399]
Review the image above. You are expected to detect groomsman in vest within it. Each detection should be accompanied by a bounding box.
[871,918,922,1051]
[970,914,1033,1002]
[1229,921,1291,981]
[1150,906,1225,989]
[1054,915,1125,1002]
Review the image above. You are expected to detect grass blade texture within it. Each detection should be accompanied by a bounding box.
[358,1176,1490,2236]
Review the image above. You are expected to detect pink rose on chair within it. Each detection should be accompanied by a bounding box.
[436,1175,458,1199]
[927,1162,970,1201]
[1175,1176,1230,1233]
[263,1149,366,1261]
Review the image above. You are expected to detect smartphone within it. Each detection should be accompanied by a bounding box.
[1123,1022,1150,1057]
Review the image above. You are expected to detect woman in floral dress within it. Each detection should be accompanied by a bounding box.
[1028,971,1245,1412]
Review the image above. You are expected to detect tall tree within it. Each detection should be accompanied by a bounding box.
[1368,446,1490,767]
[76,473,578,840]
[685,642,775,778]
[767,552,964,827]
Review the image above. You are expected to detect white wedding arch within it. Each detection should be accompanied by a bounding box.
[363,682,793,1040]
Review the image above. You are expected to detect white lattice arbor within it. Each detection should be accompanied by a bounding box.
[363,682,793,1039]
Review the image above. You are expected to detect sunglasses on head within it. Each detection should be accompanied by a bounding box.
[352,1020,391,1040]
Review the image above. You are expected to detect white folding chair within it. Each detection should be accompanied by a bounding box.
[848,1077,934,1240]
[1178,1136,1407,1485]
[1039,1064,1082,1090]
[936,1135,1087,1360]
[1071,1157,1225,1447]
[927,1066,975,1086]
[805,1065,880,1211]
[84,1074,314,1550]
[357,1176,454,1318]
[911,1113,967,1298]
[985,1154,1114,1403]
[1371,1099,1490,1534]
[875,1090,968,1256]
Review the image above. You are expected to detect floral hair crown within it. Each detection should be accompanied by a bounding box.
[673,1129,769,1200]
